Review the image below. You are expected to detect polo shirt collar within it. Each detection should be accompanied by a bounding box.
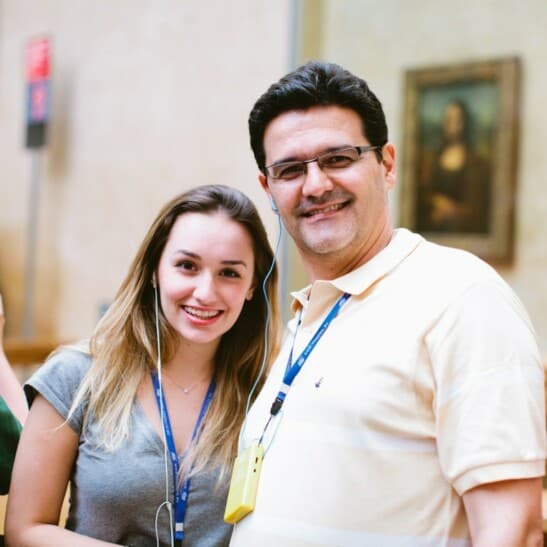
[290,228,424,316]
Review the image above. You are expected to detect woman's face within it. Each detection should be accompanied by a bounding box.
[155,211,255,353]
[442,102,465,142]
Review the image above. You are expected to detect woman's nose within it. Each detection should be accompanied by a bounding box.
[193,272,216,302]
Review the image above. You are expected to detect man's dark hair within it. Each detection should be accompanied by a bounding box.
[248,60,388,173]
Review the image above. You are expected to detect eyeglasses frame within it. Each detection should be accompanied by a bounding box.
[264,144,383,181]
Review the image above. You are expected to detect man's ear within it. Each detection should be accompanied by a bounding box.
[381,143,397,189]
[258,171,268,192]
[259,172,278,211]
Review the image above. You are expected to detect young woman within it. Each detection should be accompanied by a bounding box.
[6,185,280,546]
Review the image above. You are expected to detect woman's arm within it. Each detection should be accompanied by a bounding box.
[5,394,120,546]
[0,294,28,424]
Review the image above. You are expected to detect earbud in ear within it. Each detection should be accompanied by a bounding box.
[151,274,157,288]
[269,197,279,214]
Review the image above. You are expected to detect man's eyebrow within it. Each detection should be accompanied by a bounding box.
[270,145,353,166]
[270,155,299,166]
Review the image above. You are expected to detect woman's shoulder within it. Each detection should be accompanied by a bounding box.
[32,342,92,381]
[24,342,93,414]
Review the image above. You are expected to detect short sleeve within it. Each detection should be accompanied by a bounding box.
[428,280,546,495]
[24,348,92,433]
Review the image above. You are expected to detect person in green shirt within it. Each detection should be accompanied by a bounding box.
[0,294,27,547]
[0,294,29,426]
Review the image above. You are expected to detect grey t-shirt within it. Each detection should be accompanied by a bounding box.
[25,349,233,547]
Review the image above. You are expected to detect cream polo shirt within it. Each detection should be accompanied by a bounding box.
[230,228,545,547]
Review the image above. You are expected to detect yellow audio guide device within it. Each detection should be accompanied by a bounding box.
[224,442,264,524]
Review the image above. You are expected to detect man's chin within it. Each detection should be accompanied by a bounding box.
[300,235,349,257]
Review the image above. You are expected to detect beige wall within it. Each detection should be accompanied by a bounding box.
[299,0,547,357]
[0,0,292,341]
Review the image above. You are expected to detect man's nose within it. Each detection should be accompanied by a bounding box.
[301,160,334,197]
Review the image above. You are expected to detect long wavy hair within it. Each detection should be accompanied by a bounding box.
[68,184,280,479]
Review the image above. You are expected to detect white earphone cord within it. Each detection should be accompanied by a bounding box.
[238,213,283,453]
[152,281,175,547]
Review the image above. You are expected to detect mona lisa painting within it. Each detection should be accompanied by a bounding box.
[400,57,520,264]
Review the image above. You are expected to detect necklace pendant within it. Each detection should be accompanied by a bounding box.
[183,388,190,394]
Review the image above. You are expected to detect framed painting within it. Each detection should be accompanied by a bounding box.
[399,57,521,264]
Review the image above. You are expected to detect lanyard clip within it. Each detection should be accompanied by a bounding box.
[270,396,284,416]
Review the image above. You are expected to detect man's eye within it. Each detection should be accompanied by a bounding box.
[277,163,305,179]
[321,153,353,167]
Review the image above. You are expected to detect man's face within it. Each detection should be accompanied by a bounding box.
[259,105,396,277]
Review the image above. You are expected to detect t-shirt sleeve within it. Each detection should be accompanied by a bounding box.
[428,279,546,495]
[24,348,92,433]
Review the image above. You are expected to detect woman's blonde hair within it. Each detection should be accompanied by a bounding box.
[69,184,280,479]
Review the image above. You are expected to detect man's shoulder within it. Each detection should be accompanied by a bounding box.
[412,236,499,282]
[390,233,512,307]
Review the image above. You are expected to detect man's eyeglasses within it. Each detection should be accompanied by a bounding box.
[265,145,382,182]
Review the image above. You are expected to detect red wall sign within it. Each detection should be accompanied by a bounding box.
[27,37,50,82]
[25,36,51,147]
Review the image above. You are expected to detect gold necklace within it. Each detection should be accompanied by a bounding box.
[162,370,207,395]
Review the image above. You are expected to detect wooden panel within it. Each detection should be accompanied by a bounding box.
[3,338,59,366]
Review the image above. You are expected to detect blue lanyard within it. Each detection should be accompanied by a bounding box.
[270,292,350,416]
[151,373,215,545]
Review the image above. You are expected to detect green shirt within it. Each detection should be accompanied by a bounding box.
[0,395,22,494]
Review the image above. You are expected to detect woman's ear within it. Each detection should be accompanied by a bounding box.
[246,287,255,301]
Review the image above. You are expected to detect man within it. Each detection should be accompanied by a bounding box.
[230,61,545,546]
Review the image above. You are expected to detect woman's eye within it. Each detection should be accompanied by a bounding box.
[176,260,196,271]
[220,268,241,279]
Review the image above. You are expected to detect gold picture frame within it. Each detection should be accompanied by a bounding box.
[399,57,521,264]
